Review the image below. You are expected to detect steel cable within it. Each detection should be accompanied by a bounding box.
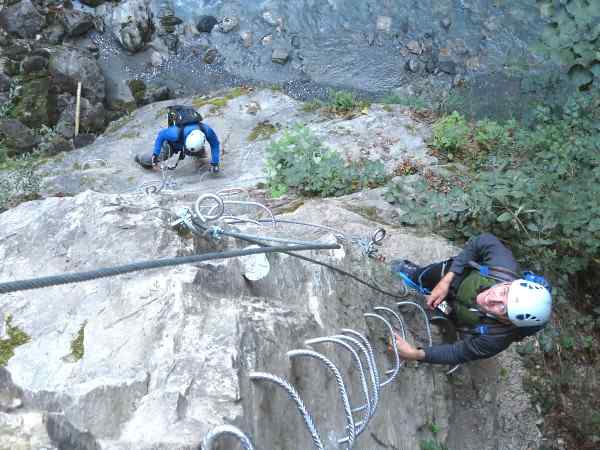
[249,372,325,450]
[363,313,400,387]
[287,349,355,449]
[0,243,339,294]
[305,337,371,439]
[339,330,379,418]
[397,301,433,347]
[202,424,255,450]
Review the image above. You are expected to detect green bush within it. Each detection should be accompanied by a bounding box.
[325,90,369,115]
[382,93,429,111]
[0,152,42,211]
[385,93,600,281]
[474,119,516,152]
[420,439,450,450]
[265,125,385,198]
[432,111,470,154]
[536,0,600,88]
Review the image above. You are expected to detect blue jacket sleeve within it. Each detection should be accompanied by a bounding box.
[153,127,179,156]
[200,123,220,165]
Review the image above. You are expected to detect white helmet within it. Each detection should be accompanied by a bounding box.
[185,129,206,152]
[507,279,552,327]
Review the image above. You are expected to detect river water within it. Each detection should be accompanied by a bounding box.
[96,0,559,115]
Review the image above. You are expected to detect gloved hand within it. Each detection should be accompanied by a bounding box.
[151,154,160,166]
[209,163,220,174]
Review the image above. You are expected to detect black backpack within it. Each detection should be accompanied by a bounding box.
[167,105,203,142]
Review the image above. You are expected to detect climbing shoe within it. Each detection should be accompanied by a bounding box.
[134,153,155,169]
[390,259,421,281]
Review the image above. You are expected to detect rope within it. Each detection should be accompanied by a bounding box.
[0,243,339,294]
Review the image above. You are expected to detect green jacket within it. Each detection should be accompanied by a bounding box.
[454,271,497,326]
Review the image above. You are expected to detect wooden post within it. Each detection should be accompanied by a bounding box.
[75,81,82,137]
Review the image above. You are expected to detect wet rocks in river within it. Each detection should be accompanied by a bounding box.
[196,15,218,33]
[376,16,392,33]
[20,55,48,74]
[159,10,183,34]
[261,34,273,46]
[0,0,44,39]
[79,0,106,6]
[240,31,253,48]
[405,58,421,73]
[111,0,155,53]
[219,16,239,33]
[262,11,278,26]
[406,40,422,55]
[43,22,66,45]
[60,8,96,38]
[204,48,219,64]
[439,61,457,75]
[271,48,289,64]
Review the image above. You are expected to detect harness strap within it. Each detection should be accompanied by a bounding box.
[467,261,518,283]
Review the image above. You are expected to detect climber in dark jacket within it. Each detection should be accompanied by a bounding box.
[135,122,220,172]
[390,233,552,365]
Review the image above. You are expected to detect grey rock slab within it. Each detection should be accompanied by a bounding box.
[0,0,44,39]
[110,0,154,53]
[271,48,289,64]
[0,88,543,448]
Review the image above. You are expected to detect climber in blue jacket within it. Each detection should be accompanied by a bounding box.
[135,122,220,172]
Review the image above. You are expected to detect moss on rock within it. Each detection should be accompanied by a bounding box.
[127,79,147,106]
[70,321,86,361]
[248,120,277,141]
[0,315,31,367]
[12,76,52,128]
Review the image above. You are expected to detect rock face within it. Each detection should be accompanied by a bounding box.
[0,118,40,154]
[0,89,542,449]
[111,0,155,53]
[47,46,106,104]
[0,0,44,39]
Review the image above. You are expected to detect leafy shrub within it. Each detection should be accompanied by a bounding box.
[265,125,385,198]
[0,152,42,211]
[0,81,20,120]
[536,0,600,88]
[382,93,429,111]
[385,93,600,280]
[431,111,470,154]
[301,99,324,112]
[420,440,450,450]
[474,119,516,151]
[325,90,369,115]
